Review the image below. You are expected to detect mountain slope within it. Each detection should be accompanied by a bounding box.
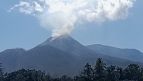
[40,35,93,56]
[22,45,79,76]
[0,48,26,72]
[0,36,143,76]
[87,44,143,63]
[38,35,140,66]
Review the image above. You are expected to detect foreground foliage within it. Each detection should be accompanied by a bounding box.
[1,58,143,81]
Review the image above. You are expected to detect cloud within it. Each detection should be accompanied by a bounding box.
[10,0,136,37]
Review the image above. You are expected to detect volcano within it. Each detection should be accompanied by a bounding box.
[0,35,143,76]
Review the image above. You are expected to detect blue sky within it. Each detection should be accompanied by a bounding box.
[0,0,143,52]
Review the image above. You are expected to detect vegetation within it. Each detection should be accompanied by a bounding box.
[0,63,3,81]
[1,58,143,81]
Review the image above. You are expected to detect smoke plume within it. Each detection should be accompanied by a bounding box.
[10,0,136,37]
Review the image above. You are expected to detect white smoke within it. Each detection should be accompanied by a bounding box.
[10,0,135,37]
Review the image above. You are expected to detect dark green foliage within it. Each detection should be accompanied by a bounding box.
[4,69,51,81]
[79,63,94,81]
[124,64,141,81]
[139,68,143,81]
[116,67,124,80]
[94,58,106,81]
[2,58,143,81]
[0,63,3,81]
[106,65,119,81]
[59,75,73,81]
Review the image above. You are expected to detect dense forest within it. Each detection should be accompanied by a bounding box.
[0,58,143,81]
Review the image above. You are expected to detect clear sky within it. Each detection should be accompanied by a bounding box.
[0,0,143,52]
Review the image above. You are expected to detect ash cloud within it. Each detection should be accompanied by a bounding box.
[10,0,136,37]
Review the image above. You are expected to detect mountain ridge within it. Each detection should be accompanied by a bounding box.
[87,44,143,63]
[0,35,143,76]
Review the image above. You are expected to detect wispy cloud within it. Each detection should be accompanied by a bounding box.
[10,0,136,37]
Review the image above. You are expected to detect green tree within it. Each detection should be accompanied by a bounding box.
[60,75,73,81]
[106,65,119,81]
[94,58,106,81]
[116,67,124,81]
[79,63,94,81]
[0,63,3,81]
[124,64,141,81]
[139,68,143,81]
[4,69,50,81]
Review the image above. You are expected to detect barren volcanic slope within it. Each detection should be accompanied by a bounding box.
[0,35,142,76]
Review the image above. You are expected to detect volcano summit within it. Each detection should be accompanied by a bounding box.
[0,35,143,76]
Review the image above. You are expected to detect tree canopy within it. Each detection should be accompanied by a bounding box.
[1,59,143,81]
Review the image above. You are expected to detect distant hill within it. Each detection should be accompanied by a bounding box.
[0,48,26,72]
[87,44,143,63]
[0,35,142,76]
